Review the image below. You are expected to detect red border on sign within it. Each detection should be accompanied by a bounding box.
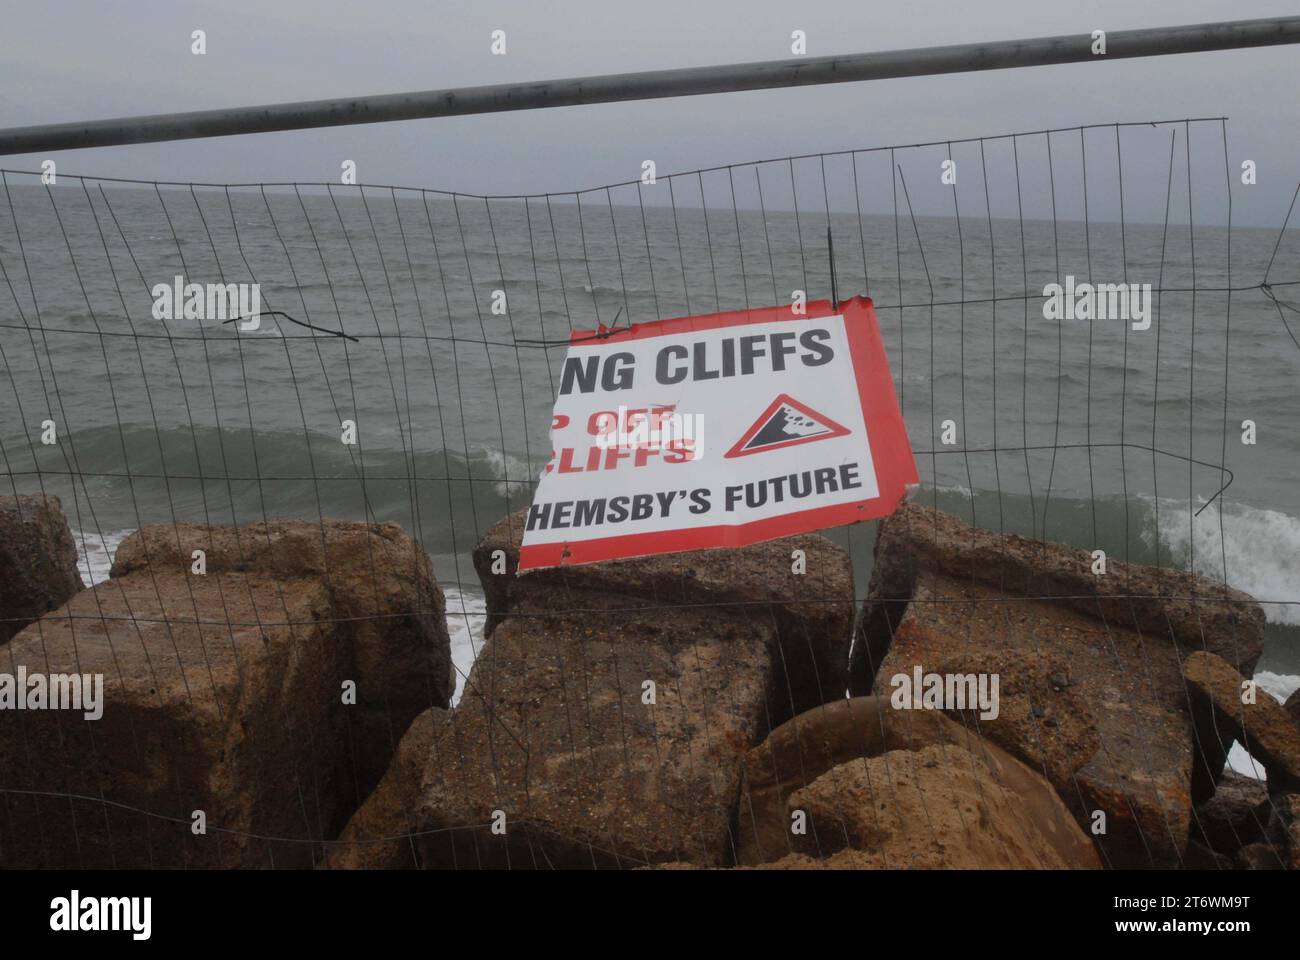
[723,393,851,459]
[518,297,918,570]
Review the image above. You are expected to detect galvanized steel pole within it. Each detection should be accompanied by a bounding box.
[0,16,1297,155]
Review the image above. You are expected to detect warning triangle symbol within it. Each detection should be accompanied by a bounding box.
[724,393,851,459]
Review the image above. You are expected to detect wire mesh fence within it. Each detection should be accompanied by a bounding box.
[1,116,1298,869]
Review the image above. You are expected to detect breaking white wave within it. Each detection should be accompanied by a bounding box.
[1253,669,1300,703]
[72,527,130,587]
[1145,497,1300,627]
[922,486,1300,628]
[478,447,539,499]
[1225,670,1300,780]
[443,586,486,707]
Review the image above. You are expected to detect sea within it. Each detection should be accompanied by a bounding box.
[0,171,1296,776]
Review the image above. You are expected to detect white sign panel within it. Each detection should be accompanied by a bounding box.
[519,297,916,570]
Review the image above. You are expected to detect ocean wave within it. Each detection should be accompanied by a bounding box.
[1253,670,1300,703]
[1143,497,1300,627]
[72,527,130,587]
[476,447,541,498]
[10,423,540,544]
[921,482,1300,781]
[922,484,1300,628]
[443,586,486,707]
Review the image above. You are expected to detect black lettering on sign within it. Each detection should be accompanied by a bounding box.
[692,342,719,381]
[560,353,636,395]
[524,489,695,531]
[657,345,688,384]
[559,355,598,396]
[770,332,797,370]
[574,499,606,526]
[739,335,766,375]
[527,501,551,530]
[652,329,836,385]
[800,329,834,366]
[720,463,863,512]
[522,466,859,532]
[603,353,635,391]
[553,501,574,528]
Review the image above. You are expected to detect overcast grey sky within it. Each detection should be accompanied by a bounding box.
[0,0,1297,225]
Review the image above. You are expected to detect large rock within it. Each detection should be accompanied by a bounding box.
[1285,688,1300,730]
[1262,793,1300,869]
[1190,771,1269,857]
[1184,651,1300,792]
[331,513,854,870]
[1182,840,1233,870]
[791,745,1092,869]
[111,518,453,790]
[0,519,451,868]
[1236,842,1287,870]
[851,502,1266,869]
[745,850,884,869]
[326,707,449,869]
[0,494,83,644]
[331,605,776,868]
[851,502,1263,683]
[735,697,1099,868]
[473,508,855,719]
[867,568,1196,869]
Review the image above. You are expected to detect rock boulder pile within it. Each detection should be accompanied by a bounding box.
[328,509,856,868]
[850,501,1266,868]
[0,518,450,868]
[4,498,1294,871]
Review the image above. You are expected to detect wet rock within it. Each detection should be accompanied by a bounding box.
[1235,842,1286,870]
[1,571,333,867]
[1183,651,1300,792]
[1,519,450,868]
[473,508,856,720]
[747,850,880,869]
[334,511,853,871]
[1191,770,1269,857]
[789,744,1100,868]
[866,567,1190,868]
[851,502,1266,869]
[111,518,454,788]
[851,502,1263,686]
[326,707,450,869]
[0,494,83,644]
[1262,792,1300,870]
[1182,840,1234,870]
[735,696,1099,869]
[333,605,775,868]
